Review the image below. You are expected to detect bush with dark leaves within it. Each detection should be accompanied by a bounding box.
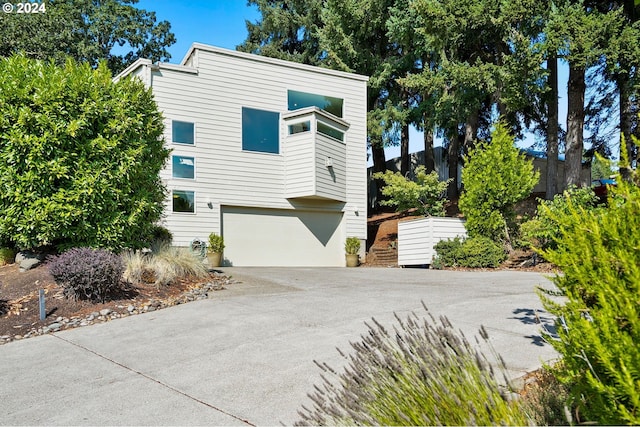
[48,247,124,302]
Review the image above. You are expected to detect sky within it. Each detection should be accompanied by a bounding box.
[136,0,576,163]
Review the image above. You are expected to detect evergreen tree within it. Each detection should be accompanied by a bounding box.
[0,0,176,74]
[459,123,539,250]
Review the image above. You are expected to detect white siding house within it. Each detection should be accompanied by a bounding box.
[116,43,369,267]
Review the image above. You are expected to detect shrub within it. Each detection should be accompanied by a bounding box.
[344,236,361,255]
[149,226,173,253]
[0,247,16,265]
[207,233,225,253]
[434,236,506,268]
[296,304,528,425]
[459,122,539,248]
[520,186,598,251]
[48,247,124,302]
[122,246,210,287]
[0,55,169,251]
[433,236,463,266]
[373,166,450,216]
[539,178,640,424]
[519,367,571,426]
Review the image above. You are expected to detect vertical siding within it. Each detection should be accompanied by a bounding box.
[144,46,368,246]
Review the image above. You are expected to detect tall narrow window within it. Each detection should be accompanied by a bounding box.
[172,190,195,213]
[242,107,280,154]
[288,90,343,118]
[172,120,194,145]
[172,155,195,179]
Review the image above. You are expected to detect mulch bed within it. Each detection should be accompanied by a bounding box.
[0,263,229,344]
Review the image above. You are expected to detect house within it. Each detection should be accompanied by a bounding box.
[116,43,369,267]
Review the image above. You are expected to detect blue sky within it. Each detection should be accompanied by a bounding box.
[136,0,260,62]
[136,1,579,161]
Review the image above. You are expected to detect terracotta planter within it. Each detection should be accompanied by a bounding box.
[345,254,359,267]
[207,252,222,267]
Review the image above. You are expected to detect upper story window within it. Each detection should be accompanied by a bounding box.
[242,107,279,154]
[172,155,195,179]
[288,121,311,135]
[317,121,344,142]
[172,120,195,145]
[288,90,343,118]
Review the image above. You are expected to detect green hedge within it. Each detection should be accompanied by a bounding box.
[0,55,169,251]
[434,236,506,268]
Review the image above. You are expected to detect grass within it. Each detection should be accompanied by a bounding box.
[122,246,210,287]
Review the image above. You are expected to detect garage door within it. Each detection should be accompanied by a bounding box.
[222,207,344,267]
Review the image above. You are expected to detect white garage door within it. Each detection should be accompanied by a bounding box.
[222,207,344,267]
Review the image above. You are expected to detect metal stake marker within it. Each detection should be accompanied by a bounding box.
[39,289,45,321]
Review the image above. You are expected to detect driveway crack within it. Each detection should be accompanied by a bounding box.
[52,334,256,426]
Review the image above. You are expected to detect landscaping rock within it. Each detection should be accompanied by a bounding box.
[15,251,48,272]
[99,308,111,316]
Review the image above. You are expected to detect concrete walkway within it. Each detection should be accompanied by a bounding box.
[1,268,559,425]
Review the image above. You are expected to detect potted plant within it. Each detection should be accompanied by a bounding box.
[345,237,361,267]
[207,233,225,267]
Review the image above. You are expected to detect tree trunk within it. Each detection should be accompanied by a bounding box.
[565,63,586,187]
[464,111,479,154]
[618,71,635,181]
[423,118,435,173]
[400,122,410,176]
[447,133,460,199]
[371,141,387,212]
[546,53,559,198]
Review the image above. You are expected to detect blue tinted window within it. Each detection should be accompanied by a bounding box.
[172,155,195,179]
[172,121,194,145]
[288,90,343,118]
[317,122,344,142]
[242,107,280,154]
[172,190,195,213]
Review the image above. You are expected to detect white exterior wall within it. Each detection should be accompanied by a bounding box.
[117,44,368,263]
[398,217,467,266]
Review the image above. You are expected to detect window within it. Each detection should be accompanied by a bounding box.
[172,190,195,213]
[317,121,344,142]
[288,121,311,135]
[172,120,194,145]
[242,107,280,154]
[172,155,195,179]
[288,90,343,118]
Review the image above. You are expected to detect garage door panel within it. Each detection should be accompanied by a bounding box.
[222,207,344,267]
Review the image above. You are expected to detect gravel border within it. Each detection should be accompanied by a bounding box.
[0,273,236,345]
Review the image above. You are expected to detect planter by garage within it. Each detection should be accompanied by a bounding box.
[207,252,222,267]
[345,254,359,267]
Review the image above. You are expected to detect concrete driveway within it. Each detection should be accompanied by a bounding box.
[1,268,559,425]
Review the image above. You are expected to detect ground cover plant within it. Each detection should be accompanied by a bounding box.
[539,176,640,424]
[296,304,529,426]
[0,55,169,252]
[433,236,506,268]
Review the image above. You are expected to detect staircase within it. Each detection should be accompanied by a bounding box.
[366,246,398,267]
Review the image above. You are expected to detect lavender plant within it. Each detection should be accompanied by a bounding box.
[295,303,529,426]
